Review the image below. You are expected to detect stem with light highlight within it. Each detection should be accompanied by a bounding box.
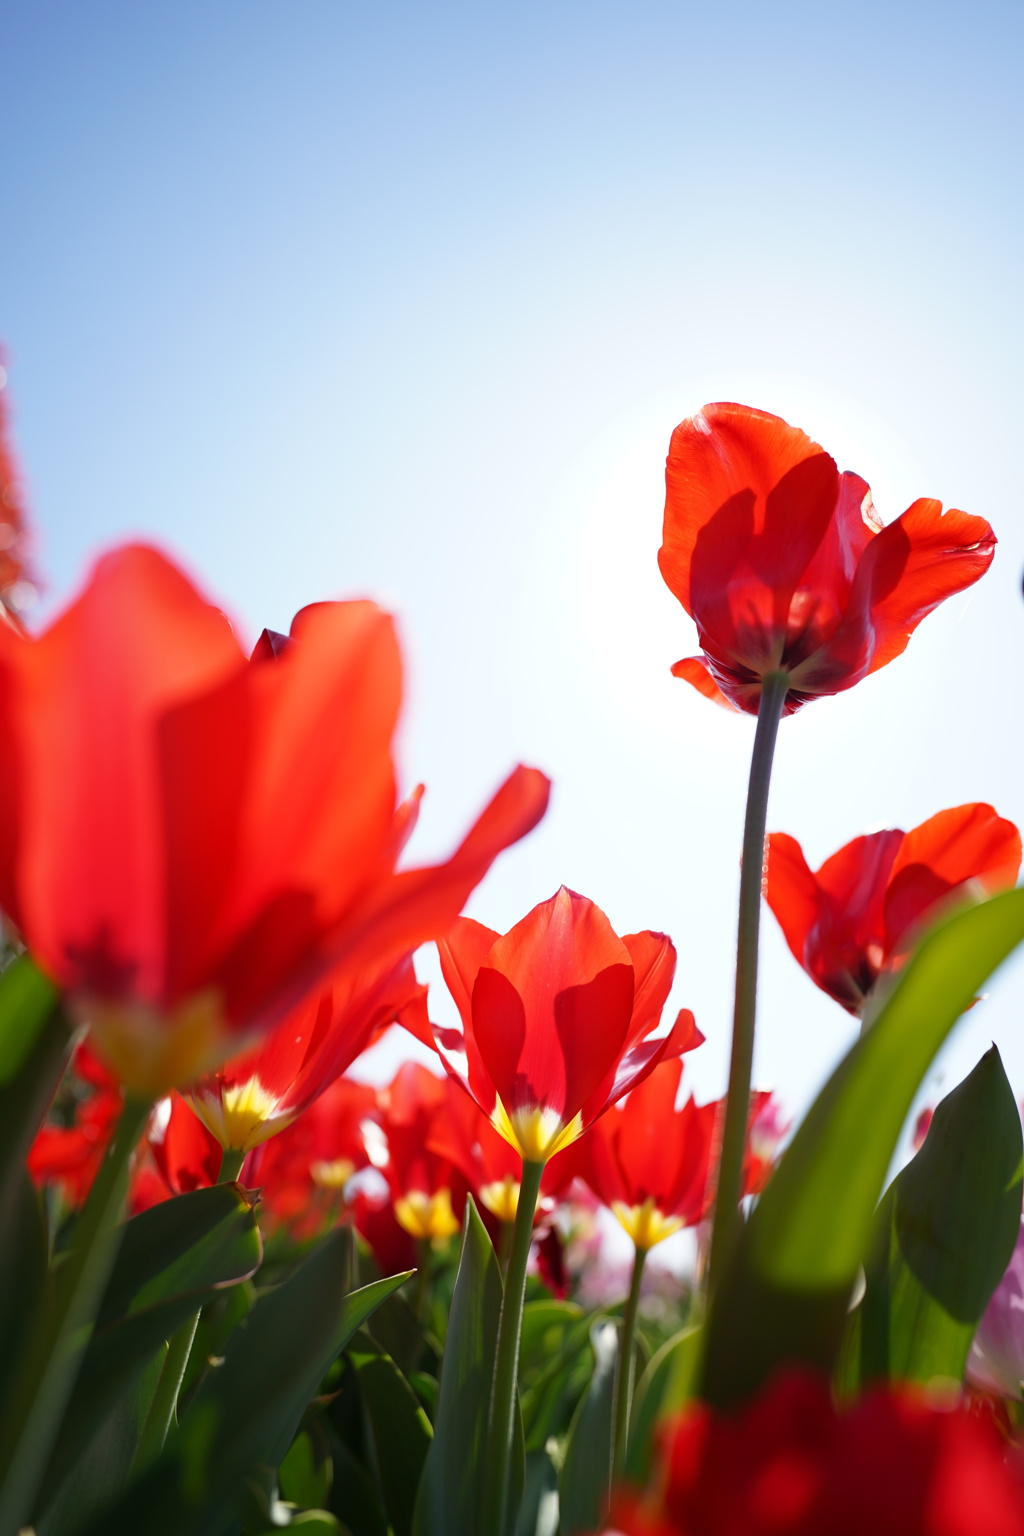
[706,669,789,1296]
[612,1243,647,1480]
[482,1157,544,1534]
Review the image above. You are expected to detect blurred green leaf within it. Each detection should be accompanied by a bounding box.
[347,1331,431,1536]
[278,1424,333,1511]
[0,953,60,1083]
[0,1171,48,1390]
[701,887,1024,1408]
[842,1045,1022,1391]
[519,1305,596,1451]
[558,1320,617,1536]
[412,1198,505,1536]
[36,1183,263,1512]
[624,1325,702,1487]
[80,1230,409,1535]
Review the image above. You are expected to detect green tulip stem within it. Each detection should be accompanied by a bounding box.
[217,1146,246,1183]
[706,668,788,1297]
[0,1092,152,1534]
[612,1242,647,1480]
[482,1157,544,1534]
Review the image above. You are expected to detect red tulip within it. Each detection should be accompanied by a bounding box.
[379,1063,468,1242]
[187,952,422,1152]
[580,1059,717,1250]
[146,1091,221,1197]
[250,1076,378,1240]
[658,404,996,715]
[609,1369,1024,1535]
[0,544,550,1092]
[27,1041,123,1207]
[766,804,1021,1015]
[434,887,701,1164]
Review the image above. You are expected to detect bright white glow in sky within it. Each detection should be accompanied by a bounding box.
[4,1,1024,1203]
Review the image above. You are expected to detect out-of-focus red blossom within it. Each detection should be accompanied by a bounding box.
[27,1040,122,1206]
[0,365,37,617]
[742,1090,789,1196]
[579,1059,717,1250]
[352,1189,418,1277]
[658,404,996,716]
[188,952,422,1152]
[0,544,550,1093]
[534,1225,569,1298]
[607,1370,1024,1536]
[912,1106,935,1153]
[379,1063,468,1242]
[148,1091,221,1194]
[766,804,1021,1016]
[435,887,701,1164]
[250,1077,378,1241]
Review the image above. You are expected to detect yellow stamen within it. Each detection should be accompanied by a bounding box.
[394,1187,460,1242]
[480,1176,521,1224]
[612,1197,683,1251]
[490,1099,584,1163]
[310,1157,356,1190]
[190,1077,292,1152]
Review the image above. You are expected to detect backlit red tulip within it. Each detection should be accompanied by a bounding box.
[610,1369,1024,1535]
[766,804,1021,1015]
[379,1063,467,1242]
[251,1077,378,1240]
[146,1090,222,1197]
[434,887,701,1164]
[0,544,550,1093]
[581,1059,717,1250]
[188,952,422,1152]
[659,404,996,715]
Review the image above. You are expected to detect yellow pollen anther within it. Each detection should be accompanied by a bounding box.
[190,1077,290,1152]
[612,1197,683,1251]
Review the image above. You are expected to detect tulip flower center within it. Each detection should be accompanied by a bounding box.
[491,1101,583,1163]
[191,1076,289,1152]
[612,1196,683,1251]
[480,1175,521,1224]
[310,1157,356,1190]
[394,1186,460,1242]
[82,990,231,1098]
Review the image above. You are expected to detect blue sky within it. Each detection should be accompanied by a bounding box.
[3,0,1024,1152]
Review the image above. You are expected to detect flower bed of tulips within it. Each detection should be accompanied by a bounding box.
[1,382,1023,1536]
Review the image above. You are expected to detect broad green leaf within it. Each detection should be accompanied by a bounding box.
[79,1231,409,1535]
[324,1436,387,1536]
[279,1425,333,1510]
[412,1198,504,1536]
[624,1325,702,1486]
[0,1172,48,1390]
[0,953,60,1083]
[347,1332,431,1536]
[35,1183,263,1511]
[843,1045,1022,1390]
[701,887,1024,1407]
[558,1320,618,1536]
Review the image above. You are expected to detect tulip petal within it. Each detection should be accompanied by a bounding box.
[884,803,1022,953]
[670,656,738,710]
[621,930,677,1047]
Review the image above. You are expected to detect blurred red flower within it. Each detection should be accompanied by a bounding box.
[0,544,549,1092]
[188,951,423,1152]
[766,804,1021,1015]
[659,404,995,715]
[435,887,701,1164]
[609,1369,1024,1535]
[379,1062,468,1242]
[251,1076,378,1240]
[27,1041,123,1207]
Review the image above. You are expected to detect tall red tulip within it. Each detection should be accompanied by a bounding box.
[0,544,550,1093]
[434,887,700,1165]
[581,1058,716,1251]
[659,403,996,716]
[609,1369,1024,1536]
[766,804,1021,1015]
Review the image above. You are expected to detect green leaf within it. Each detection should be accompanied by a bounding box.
[279,1424,333,1511]
[701,886,1024,1408]
[35,1183,264,1512]
[0,953,60,1083]
[412,1198,504,1536]
[79,1231,410,1535]
[514,1449,559,1536]
[519,1305,597,1452]
[624,1325,702,1486]
[347,1332,431,1536]
[558,1320,617,1536]
[842,1045,1023,1390]
[0,1171,48,1390]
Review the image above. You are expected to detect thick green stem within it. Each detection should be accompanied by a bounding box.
[217,1146,246,1183]
[612,1243,647,1479]
[706,669,788,1297]
[482,1158,544,1535]
[132,1309,200,1472]
[0,1092,151,1535]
